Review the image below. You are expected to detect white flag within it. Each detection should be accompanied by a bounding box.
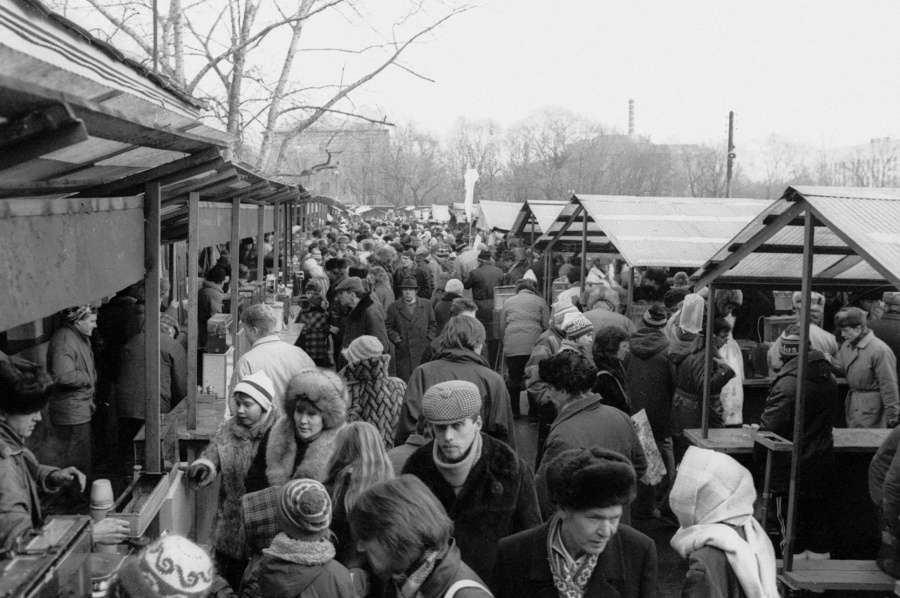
[463,166,479,222]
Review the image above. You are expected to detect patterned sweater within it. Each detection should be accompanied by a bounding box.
[340,355,406,449]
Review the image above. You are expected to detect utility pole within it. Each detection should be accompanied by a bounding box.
[725,110,736,198]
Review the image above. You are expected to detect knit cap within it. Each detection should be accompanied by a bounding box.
[778,327,802,358]
[642,304,668,328]
[563,313,593,341]
[422,380,483,425]
[115,535,213,598]
[278,478,332,540]
[551,300,579,327]
[445,278,464,294]
[232,370,275,412]
[342,335,384,365]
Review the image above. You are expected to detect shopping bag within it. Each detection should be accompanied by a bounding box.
[631,408,666,486]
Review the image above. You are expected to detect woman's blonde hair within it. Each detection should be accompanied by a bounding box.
[325,421,394,515]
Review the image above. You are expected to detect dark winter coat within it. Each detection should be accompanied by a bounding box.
[397,347,516,451]
[116,325,187,419]
[198,280,226,349]
[492,522,658,598]
[756,350,836,496]
[626,327,674,439]
[0,421,61,553]
[340,355,406,449]
[500,289,550,357]
[47,325,96,426]
[593,357,630,415]
[870,425,900,525]
[537,393,646,519]
[434,292,461,334]
[386,297,437,381]
[679,524,747,598]
[668,336,735,432]
[386,542,491,598]
[338,294,390,365]
[250,535,355,598]
[464,263,505,331]
[196,412,276,560]
[870,313,900,381]
[403,434,541,583]
[504,259,532,286]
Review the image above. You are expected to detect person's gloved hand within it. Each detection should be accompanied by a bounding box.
[92,518,130,545]
[187,461,214,488]
[49,467,87,492]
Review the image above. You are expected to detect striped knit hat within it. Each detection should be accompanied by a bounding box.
[278,479,332,540]
[422,380,482,425]
[232,371,275,412]
[563,313,594,341]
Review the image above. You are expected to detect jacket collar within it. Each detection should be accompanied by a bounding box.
[0,420,25,459]
[853,330,874,349]
[528,522,626,587]
[554,393,605,427]
[434,347,488,367]
[252,334,282,348]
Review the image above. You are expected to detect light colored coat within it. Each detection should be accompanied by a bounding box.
[836,330,899,428]
[500,289,549,357]
[47,325,96,426]
[230,335,316,413]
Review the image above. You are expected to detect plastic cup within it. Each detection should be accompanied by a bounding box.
[90,479,114,511]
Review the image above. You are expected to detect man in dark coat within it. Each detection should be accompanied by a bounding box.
[626,303,675,518]
[756,326,836,559]
[492,447,657,598]
[464,250,505,368]
[386,276,437,382]
[403,380,541,584]
[334,276,390,370]
[870,291,900,382]
[396,315,516,451]
[503,242,532,285]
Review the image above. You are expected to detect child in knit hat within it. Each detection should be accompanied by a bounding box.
[107,535,215,598]
[242,478,355,598]
[187,370,278,590]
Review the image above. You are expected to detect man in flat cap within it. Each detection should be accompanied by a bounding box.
[402,380,540,584]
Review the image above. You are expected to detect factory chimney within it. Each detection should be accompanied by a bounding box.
[628,99,635,136]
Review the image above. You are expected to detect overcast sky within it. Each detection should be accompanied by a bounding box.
[343,0,900,149]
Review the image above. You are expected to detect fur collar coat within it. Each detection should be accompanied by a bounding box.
[265,415,343,486]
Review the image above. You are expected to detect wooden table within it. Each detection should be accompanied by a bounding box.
[779,560,894,593]
[684,427,891,454]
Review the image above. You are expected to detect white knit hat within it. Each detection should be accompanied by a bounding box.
[233,370,275,412]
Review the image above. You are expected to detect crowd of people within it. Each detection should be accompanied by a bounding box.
[5,215,900,597]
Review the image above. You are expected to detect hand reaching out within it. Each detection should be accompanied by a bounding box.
[49,467,87,492]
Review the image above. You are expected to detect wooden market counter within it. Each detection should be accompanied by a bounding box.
[684,427,890,455]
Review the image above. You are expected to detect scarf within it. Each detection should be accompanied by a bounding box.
[262,532,336,565]
[394,548,441,598]
[432,432,483,495]
[547,513,599,598]
[670,518,778,598]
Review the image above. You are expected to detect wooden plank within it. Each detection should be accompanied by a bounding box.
[700,285,715,437]
[256,204,265,282]
[74,148,221,197]
[780,562,894,592]
[726,243,855,255]
[684,427,890,454]
[144,182,162,473]
[186,192,199,430]
[230,195,242,378]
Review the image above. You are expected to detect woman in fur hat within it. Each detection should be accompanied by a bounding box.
[266,369,347,486]
[187,371,279,589]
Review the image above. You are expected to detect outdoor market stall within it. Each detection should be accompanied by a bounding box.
[691,185,900,591]
[474,199,522,232]
[508,199,567,247]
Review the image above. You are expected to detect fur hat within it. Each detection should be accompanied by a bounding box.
[792,291,825,310]
[114,535,213,598]
[642,303,668,328]
[445,279,464,294]
[278,478,332,540]
[334,276,364,295]
[478,250,492,262]
[232,371,275,413]
[422,380,482,424]
[672,271,690,289]
[342,335,384,365]
[0,359,52,415]
[562,313,593,341]
[284,369,348,430]
[835,307,867,328]
[545,447,636,510]
[399,276,419,290]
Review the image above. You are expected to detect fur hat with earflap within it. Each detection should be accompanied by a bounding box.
[266,369,348,486]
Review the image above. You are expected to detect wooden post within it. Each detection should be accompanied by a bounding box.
[580,207,588,290]
[626,266,635,318]
[230,196,242,369]
[701,283,716,439]
[144,182,162,473]
[272,201,280,290]
[166,244,175,308]
[256,204,265,283]
[530,216,536,247]
[186,193,199,430]
[783,208,815,572]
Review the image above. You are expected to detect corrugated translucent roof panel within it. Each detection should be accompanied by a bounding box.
[576,195,771,267]
[476,200,522,231]
[540,196,612,251]
[509,200,566,237]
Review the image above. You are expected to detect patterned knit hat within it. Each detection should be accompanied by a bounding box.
[278,478,332,540]
[342,335,384,365]
[778,326,802,359]
[422,380,483,424]
[563,313,593,341]
[232,370,275,412]
[114,535,213,598]
[552,300,579,327]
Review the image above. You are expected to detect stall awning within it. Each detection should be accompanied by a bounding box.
[510,200,566,238]
[431,204,451,223]
[475,200,522,232]
[0,196,144,331]
[693,185,900,289]
[576,195,771,267]
[540,195,615,253]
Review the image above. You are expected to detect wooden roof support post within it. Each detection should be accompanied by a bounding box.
[186,192,199,430]
[273,202,281,288]
[230,195,242,371]
[626,267,635,319]
[783,208,815,573]
[256,205,265,282]
[144,182,162,473]
[701,283,716,439]
[580,208,588,289]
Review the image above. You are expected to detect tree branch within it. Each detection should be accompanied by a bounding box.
[276,106,396,127]
[391,61,436,83]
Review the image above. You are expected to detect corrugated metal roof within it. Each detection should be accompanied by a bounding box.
[476,200,522,231]
[539,195,613,252]
[693,186,900,288]
[509,200,566,237]
[576,195,771,267]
